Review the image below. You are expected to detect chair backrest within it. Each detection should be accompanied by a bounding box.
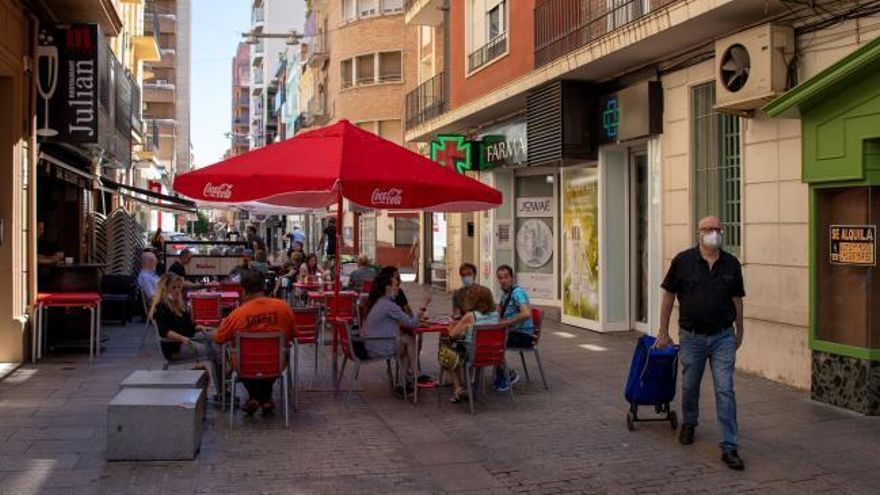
[190,294,221,322]
[470,324,509,368]
[326,293,357,320]
[220,281,243,296]
[233,331,286,379]
[531,307,544,344]
[292,306,320,343]
[361,280,373,293]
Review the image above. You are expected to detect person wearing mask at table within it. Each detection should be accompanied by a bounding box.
[362,271,431,396]
[346,254,377,291]
[298,253,324,284]
[150,273,222,393]
[494,265,535,392]
[214,269,297,416]
[246,225,266,252]
[168,248,203,289]
[444,284,499,403]
[452,263,478,320]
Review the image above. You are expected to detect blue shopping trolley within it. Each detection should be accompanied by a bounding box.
[624,334,679,431]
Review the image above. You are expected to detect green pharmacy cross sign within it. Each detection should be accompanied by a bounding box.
[430,135,480,173]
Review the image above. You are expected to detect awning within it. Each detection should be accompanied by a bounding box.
[99,176,198,214]
[39,152,96,190]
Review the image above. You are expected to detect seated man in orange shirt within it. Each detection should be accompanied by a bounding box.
[214,269,296,415]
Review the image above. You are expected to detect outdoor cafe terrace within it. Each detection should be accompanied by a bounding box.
[1,284,878,494]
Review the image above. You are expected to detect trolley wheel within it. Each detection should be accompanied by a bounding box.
[669,410,678,430]
[626,411,635,431]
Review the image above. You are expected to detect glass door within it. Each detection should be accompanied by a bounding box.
[631,150,650,331]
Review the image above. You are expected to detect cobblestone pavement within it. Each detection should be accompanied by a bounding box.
[1,285,879,494]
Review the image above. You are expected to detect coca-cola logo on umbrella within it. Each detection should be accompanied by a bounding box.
[370,188,403,206]
[203,182,234,199]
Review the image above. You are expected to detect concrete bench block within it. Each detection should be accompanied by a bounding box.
[106,387,204,461]
[121,370,208,390]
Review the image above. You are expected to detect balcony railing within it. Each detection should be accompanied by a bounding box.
[405,72,446,129]
[535,0,681,67]
[306,33,329,68]
[468,34,508,73]
[144,120,160,153]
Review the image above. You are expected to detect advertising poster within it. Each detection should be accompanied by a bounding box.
[515,196,555,300]
[562,168,600,322]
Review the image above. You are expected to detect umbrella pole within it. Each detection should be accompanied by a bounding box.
[332,192,343,385]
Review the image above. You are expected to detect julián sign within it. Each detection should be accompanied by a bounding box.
[36,24,103,143]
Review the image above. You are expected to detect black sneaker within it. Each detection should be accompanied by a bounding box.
[722,450,745,470]
[679,424,695,445]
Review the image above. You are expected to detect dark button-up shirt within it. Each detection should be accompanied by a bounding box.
[661,247,745,334]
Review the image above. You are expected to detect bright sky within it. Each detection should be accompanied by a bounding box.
[190,0,250,168]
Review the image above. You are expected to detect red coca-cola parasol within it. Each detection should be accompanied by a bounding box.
[174,120,502,377]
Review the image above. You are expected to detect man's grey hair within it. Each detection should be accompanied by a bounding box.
[357,254,370,266]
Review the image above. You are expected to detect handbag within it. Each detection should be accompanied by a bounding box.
[438,343,462,371]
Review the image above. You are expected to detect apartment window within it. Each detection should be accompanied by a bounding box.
[487,1,505,41]
[467,0,508,73]
[343,0,402,22]
[394,217,419,246]
[341,52,403,88]
[359,0,377,17]
[356,54,375,85]
[382,0,404,14]
[607,0,648,30]
[379,52,402,82]
[691,82,742,255]
[341,59,353,88]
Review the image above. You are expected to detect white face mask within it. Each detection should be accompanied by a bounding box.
[701,231,723,249]
[461,275,475,287]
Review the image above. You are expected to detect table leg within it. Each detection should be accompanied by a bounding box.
[96,303,102,358]
[331,321,338,386]
[414,333,422,405]
[88,306,95,362]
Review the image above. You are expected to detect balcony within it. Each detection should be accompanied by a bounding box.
[145,11,177,34]
[404,0,443,26]
[136,119,160,162]
[306,95,329,126]
[306,33,329,68]
[143,82,175,104]
[405,72,446,129]
[468,34,508,73]
[41,0,123,36]
[535,0,681,67]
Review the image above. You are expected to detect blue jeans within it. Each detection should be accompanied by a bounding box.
[679,327,738,452]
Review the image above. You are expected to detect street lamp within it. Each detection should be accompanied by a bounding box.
[243,31,303,46]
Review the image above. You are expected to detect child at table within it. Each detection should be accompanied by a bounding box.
[443,285,499,403]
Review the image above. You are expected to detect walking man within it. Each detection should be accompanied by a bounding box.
[656,215,745,470]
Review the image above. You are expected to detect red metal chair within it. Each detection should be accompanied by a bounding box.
[360,280,373,294]
[219,281,243,296]
[189,293,222,326]
[227,331,290,428]
[334,319,401,405]
[290,306,322,410]
[465,324,513,414]
[326,292,357,324]
[508,308,549,390]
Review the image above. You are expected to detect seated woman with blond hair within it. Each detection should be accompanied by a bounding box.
[150,273,222,386]
[443,284,499,403]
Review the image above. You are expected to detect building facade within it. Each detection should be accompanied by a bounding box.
[297,0,417,270]
[405,0,880,412]
[249,0,304,149]
[142,0,193,231]
[230,42,251,156]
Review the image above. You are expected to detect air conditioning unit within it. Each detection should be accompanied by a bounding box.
[714,24,794,114]
[155,79,168,86]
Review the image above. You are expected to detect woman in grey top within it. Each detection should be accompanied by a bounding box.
[362,271,431,389]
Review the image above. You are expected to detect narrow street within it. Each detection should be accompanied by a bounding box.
[1,286,877,494]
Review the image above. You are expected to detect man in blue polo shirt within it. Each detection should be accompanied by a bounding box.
[495,265,534,392]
